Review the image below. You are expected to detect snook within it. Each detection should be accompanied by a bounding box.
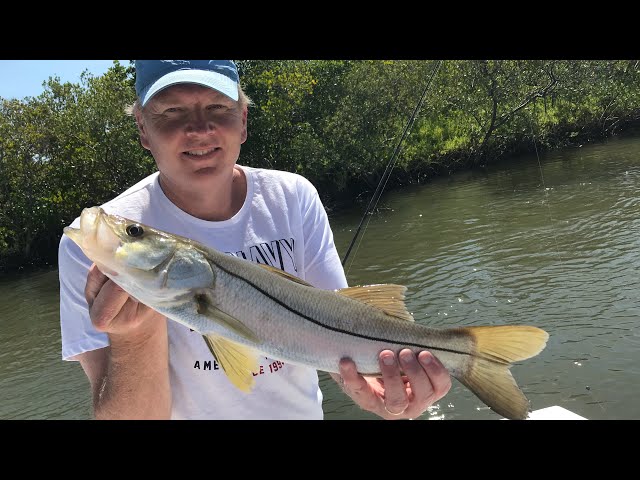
[64,207,549,420]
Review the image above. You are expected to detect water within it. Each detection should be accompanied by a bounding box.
[321,134,640,420]
[0,269,92,419]
[2,135,640,420]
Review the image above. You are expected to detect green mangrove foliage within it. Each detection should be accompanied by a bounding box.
[1,60,639,270]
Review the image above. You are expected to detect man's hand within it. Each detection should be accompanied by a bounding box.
[335,349,452,420]
[85,264,164,338]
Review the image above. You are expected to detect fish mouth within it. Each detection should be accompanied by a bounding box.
[63,206,103,249]
[63,226,82,247]
[64,207,123,266]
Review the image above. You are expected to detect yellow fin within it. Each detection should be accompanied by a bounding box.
[470,325,550,364]
[455,325,549,419]
[195,292,261,344]
[337,284,414,321]
[255,263,315,287]
[202,335,260,393]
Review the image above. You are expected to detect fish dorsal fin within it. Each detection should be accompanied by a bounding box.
[337,284,414,322]
[202,334,260,393]
[255,263,315,287]
[196,291,261,344]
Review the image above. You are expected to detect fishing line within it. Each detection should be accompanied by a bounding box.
[528,102,608,418]
[528,103,562,260]
[342,60,442,275]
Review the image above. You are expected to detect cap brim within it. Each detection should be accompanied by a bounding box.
[139,69,239,106]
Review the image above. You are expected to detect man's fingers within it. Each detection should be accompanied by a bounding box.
[398,349,434,404]
[338,357,363,386]
[417,351,452,401]
[88,276,130,331]
[337,357,379,411]
[379,350,409,415]
[84,264,110,307]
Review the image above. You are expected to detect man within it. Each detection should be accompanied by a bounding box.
[58,60,451,419]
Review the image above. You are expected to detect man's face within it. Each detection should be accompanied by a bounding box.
[136,83,247,191]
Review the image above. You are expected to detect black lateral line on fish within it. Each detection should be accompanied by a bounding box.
[208,258,473,358]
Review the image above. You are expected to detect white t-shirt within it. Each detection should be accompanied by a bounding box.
[58,165,348,419]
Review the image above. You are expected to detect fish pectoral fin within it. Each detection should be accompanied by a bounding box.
[255,263,315,287]
[337,284,414,322]
[202,334,260,393]
[195,292,261,344]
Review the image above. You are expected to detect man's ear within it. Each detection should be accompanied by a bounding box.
[240,107,248,144]
[135,110,150,150]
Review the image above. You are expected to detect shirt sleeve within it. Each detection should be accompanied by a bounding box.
[58,233,109,361]
[299,179,349,291]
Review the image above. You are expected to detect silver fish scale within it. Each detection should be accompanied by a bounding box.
[168,250,475,375]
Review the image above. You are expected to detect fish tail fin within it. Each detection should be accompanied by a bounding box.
[455,325,549,420]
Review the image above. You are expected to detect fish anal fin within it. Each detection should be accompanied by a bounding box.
[202,334,260,393]
[337,284,414,322]
[195,291,261,344]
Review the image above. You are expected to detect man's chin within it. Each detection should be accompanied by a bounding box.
[192,166,218,176]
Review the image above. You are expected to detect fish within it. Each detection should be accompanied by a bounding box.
[63,206,549,420]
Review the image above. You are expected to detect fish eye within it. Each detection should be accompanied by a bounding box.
[126,224,144,237]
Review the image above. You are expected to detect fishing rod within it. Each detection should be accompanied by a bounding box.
[341,60,443,269]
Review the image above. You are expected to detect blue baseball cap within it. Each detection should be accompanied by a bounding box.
[135,60,239,106]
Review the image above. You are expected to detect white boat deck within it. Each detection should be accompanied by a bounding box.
[502,405,587,420]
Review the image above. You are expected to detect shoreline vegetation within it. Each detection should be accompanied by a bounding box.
[1,60,639,273]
